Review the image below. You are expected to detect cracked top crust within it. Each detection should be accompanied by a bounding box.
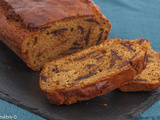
[1,0,100,29]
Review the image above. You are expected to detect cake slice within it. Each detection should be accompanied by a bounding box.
[0,0,111,71]
[119,39,160,92]
[39,38,147,105]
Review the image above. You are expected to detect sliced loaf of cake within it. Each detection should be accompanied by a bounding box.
[0,0,111,71]
[39,38,147,105]
[119,39,160,92]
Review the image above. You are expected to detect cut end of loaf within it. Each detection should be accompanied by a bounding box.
[0,0,111,71]
[119,39,160,92]
[22,16,111,71]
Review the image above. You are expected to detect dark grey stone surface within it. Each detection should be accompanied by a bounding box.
[0,41,160,120]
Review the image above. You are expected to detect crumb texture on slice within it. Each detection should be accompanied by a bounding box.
[119,39,160,92]
[0,0,111,71]
[39,38,147,105]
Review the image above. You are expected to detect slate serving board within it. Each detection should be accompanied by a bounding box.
[0,41,160,120]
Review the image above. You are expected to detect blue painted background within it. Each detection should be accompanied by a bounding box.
[94,0,160,50]
[0,0,160,120]
[0,99,45,120]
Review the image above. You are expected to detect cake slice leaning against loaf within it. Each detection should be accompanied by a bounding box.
[0,0,111,71]
[39,38,147,105]
[119,39,160,92]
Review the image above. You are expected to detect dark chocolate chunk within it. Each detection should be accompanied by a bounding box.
[118,61,129,69]
[87,64,95,68]
[73,42,81,46]
[96,55,104,60]
[92,66,100,73]
[51,28,68,36]
[147,54,154,58]
[86,51,95,56]
[143,57,148,70]
[36,50,45,57]
[40,75,47,82]
[129,56,136,62]
[40,26,51,31]
[137,39,145,45]
[96,30,103,45]
[75,72,97,81]
[129,56,136,67]
[68,83,76,88]
[109,59,115,69]
[111,50,122,60]
[67,53,72,55]
[104,35,108,40]
[84,19,100,25]
[77,26,84,34]
[129,60,133,67]
[120,42,135,52]
[77,51,95,60]
[70,28,74,32]
[93,66,99,72]
[63,39,69,43]
[133,79,147,82]
[84,28,91,45]
[109,50,122,69]
[91,54,100,59]
[91,50,105,59]
[76,56,87,61]
[52,68,59,73]
[37,52,43,57]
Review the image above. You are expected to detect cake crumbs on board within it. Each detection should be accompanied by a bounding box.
[104,104,108,107]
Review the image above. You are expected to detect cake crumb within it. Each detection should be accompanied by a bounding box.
[8,67,11,70]
[104,104,108,107]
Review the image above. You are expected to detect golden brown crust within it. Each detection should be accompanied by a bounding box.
[39,39,147,105]
[119,82,160,92]
[40,67,137,105]
[0,5,32,66]
[0,0,98,29]
[0,0,111,71]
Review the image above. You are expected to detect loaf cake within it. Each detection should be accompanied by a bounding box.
[39,38,147,105]
[0,0,111,71]
[119,39,160,92]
